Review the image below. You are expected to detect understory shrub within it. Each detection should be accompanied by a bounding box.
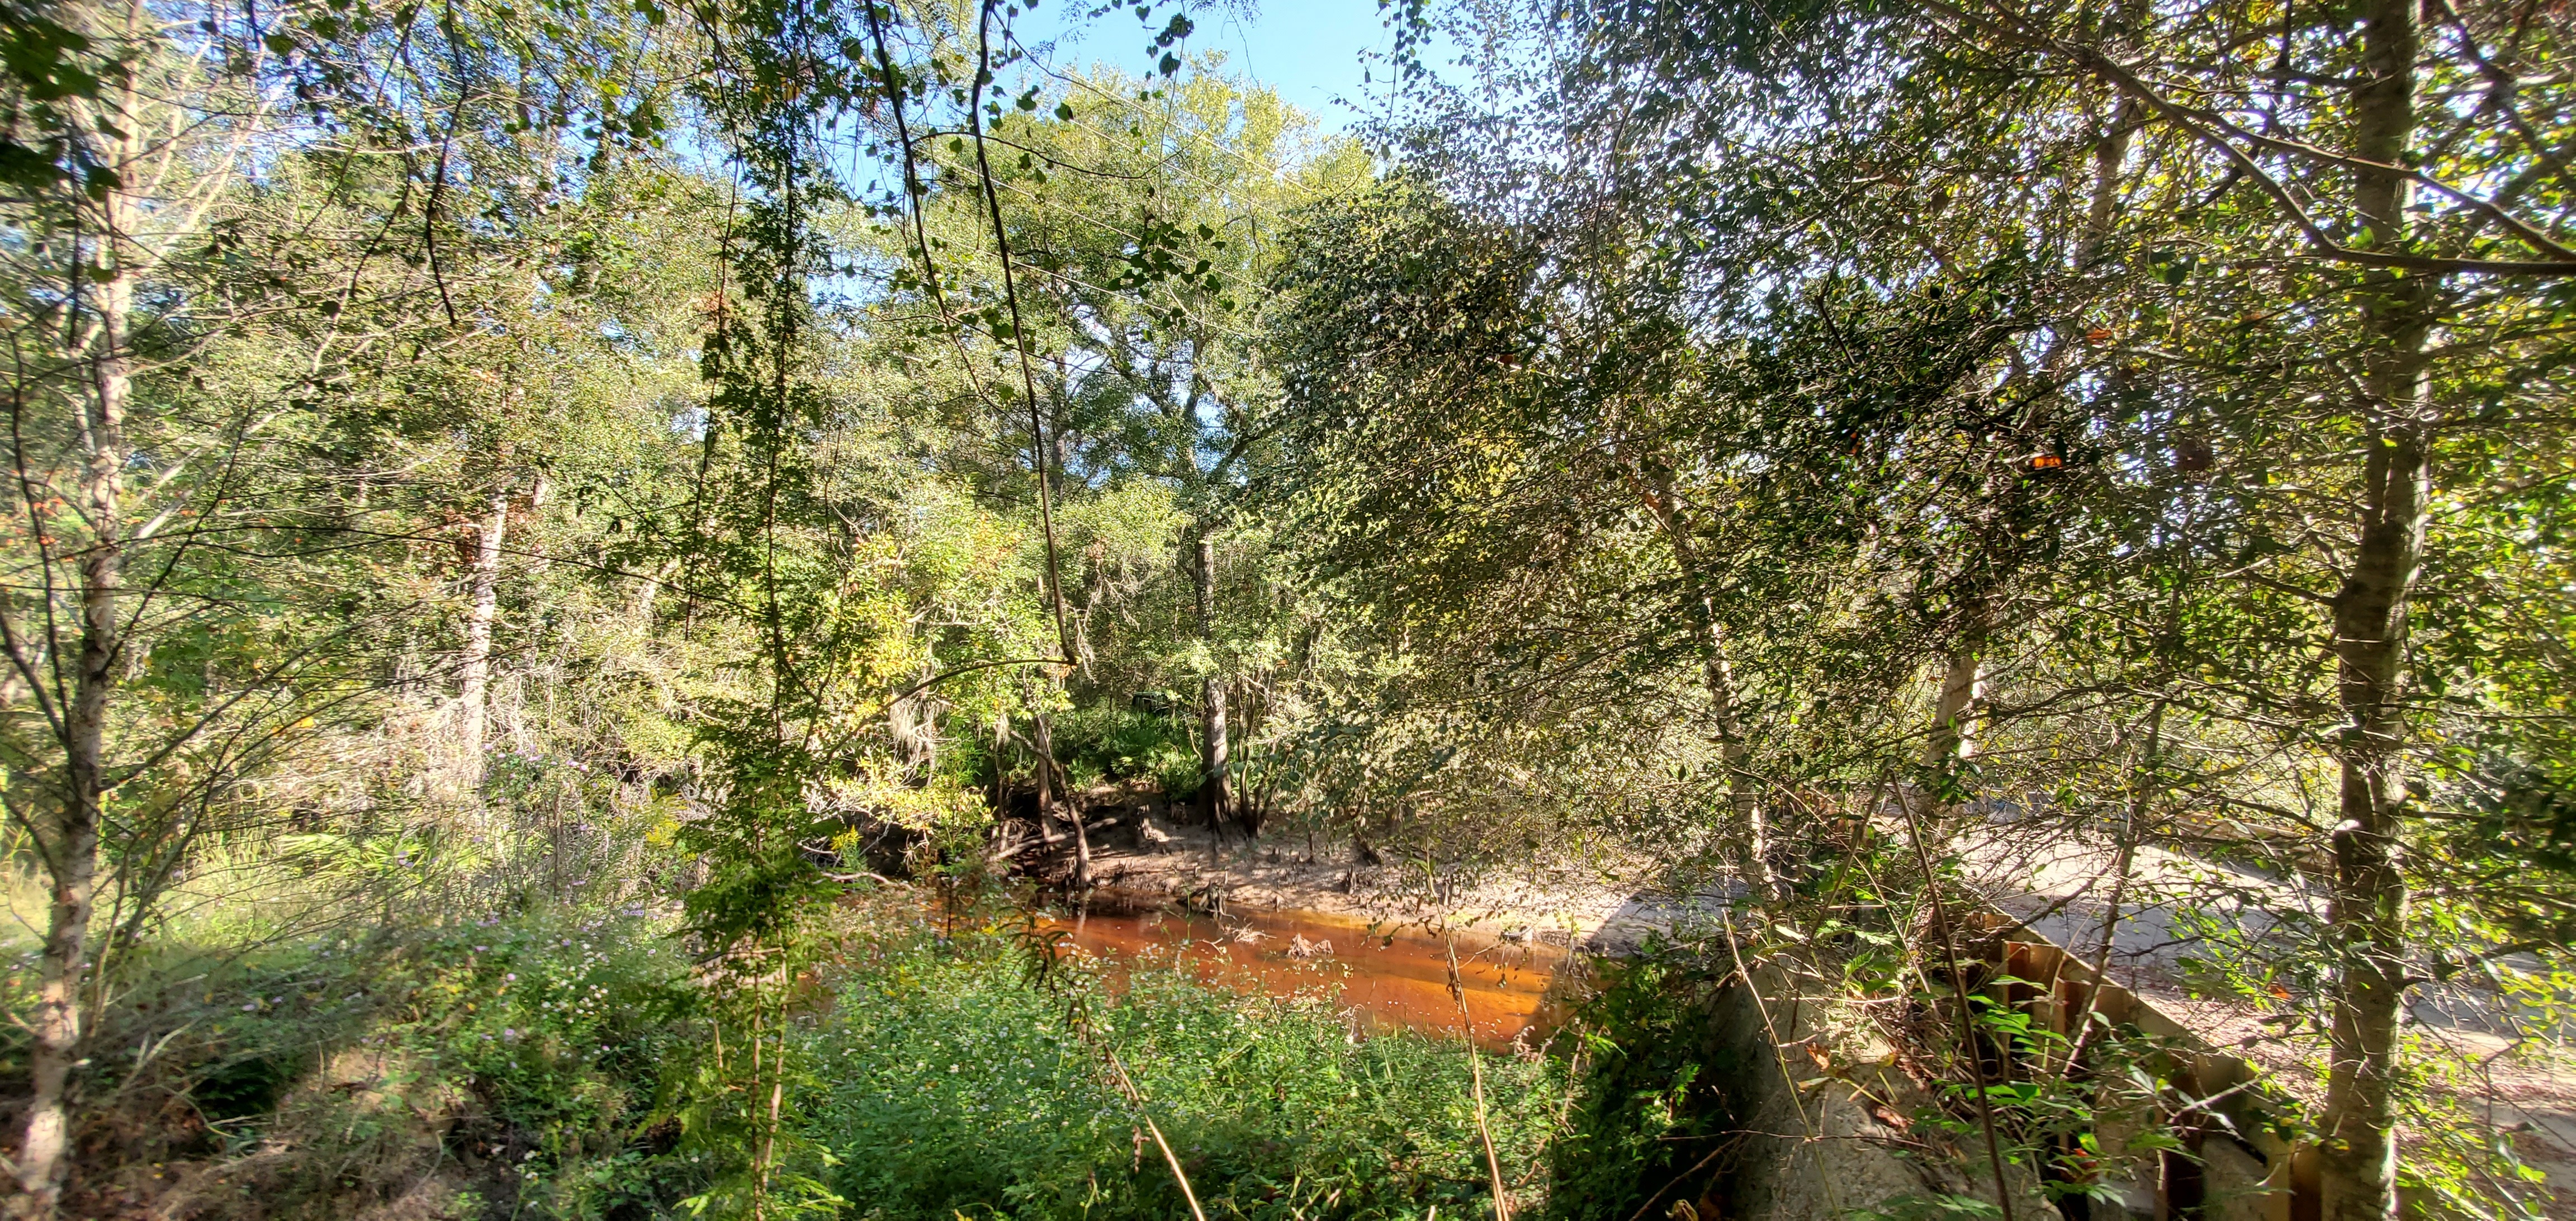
[801,924,1570,1221]
[1046,706,1201,798]
[20,897,1654,1220]
[2,906,706,1220]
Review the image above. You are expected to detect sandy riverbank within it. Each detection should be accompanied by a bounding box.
[1035,815,1733,957]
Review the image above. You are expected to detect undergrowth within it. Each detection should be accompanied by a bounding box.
[801,920,1570,1221]
[9,896,1610,1220]
[2,906,707,1219]
[1535,953,1765,1221]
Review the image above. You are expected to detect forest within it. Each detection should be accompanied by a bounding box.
[0,0,2571,1218]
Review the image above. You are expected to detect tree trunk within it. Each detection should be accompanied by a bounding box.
[1625,463,1775,898]
[633,556,680,619]
[1697,604,1775,900]
[13,136,135,1221]
[1922,637,1986,772]
[992,708,1009,818]
[2317,1,2428,1217]
[1192,533,1231,831]
[1021,689,1088,887]
[1031,703,1055,819]
[2321,417,2427,1221]
[456,493,509,795]
[2076,97,2135,270]
[2320,3,2429,1215]
[1068,804,1092,892]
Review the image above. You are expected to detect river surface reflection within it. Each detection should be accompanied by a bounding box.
[1043,901,1583,1051]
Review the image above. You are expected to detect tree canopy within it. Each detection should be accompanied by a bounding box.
[1,0,2570,1218]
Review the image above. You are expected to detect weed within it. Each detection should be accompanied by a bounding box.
[799,925,1568,1221]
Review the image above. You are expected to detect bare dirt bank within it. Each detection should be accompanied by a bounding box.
[1034,814,1729,956]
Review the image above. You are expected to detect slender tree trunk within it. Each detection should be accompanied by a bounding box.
[1025,701,1093,886]
[1069,804,1092,892]
[13,129,136,1220]
[1021,675,1082,886]
[2318,3,2429,1217]
[2061,699,2163,1077]
[992,708,1009,818]
[1031,704,1055,819]
[1619,460,1777,897]
[1696,603,1775,900]
[2076,97,2135,270]
[2321,408,2427,1221]
[1922,632,1987,772]
[1192,533,1231,831]
[633,555,680,619]
[455,493,508,794]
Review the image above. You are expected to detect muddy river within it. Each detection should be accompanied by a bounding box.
[1043,900,1585,1051]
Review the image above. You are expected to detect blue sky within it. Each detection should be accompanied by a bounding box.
[1022,1,1409,131]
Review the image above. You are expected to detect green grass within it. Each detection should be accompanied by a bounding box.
[1,901,709,1219]
[801,930,1570,1221]
[13,896,1593,1219]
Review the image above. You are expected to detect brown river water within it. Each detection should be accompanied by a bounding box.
[1040,900,1586,1051]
